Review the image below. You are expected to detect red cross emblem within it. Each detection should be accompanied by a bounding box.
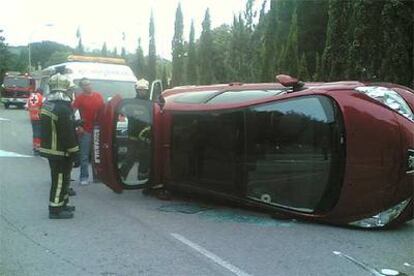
[30,94,39,105]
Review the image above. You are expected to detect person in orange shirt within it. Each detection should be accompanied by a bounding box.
[72,78,104,185]
[27,88,43,155]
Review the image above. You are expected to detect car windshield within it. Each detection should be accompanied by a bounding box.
[73,79,136,101]
[207,90,286,104]
[170,95,344,213]
[3,77,30,88]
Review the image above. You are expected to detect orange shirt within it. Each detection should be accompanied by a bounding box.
[73,92,104,133]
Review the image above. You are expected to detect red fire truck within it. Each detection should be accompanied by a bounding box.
[1,72,35,109]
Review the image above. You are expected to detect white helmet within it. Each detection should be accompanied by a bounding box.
[135,78,149,90]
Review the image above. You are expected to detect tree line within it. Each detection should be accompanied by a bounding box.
[1,0,413,88]
[170,0,413,87]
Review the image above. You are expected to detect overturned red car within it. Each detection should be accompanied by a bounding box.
[93,75,414,228]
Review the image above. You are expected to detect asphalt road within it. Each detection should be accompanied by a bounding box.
[0,106,413,276]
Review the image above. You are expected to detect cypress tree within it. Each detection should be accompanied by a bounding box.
[162,65,169,89]
[296,0,328,78]
[321,0,353,81]
[148,11,157,84]
[186,20,198,84]
[76,27,84,54]
[171,3,185,87]
[198,8,215,84]
[313,52,321,81]
[211,24,232,83]
[251,0,268,82]
[121,32,126,58]
[101,42,108,56]
[279,10,299,77]
[346,0,385,81]
[298,53,310,81]
[262,0,278,81]
[380,0,413,86]
[135,38,146,79]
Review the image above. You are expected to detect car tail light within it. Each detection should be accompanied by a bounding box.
[349,198,411,228]
[355,86,414,121]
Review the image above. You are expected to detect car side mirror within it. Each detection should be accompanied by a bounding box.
[276,74,305,92]
[150,80,163,103]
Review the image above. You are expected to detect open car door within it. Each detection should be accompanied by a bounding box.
[93,95,154,193]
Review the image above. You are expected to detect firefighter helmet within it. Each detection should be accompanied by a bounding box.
[48,73,71,92]
[135,78,149,90]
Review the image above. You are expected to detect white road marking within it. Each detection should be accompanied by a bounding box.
[333,251,384,276]
[0,117,10,121]
[0,150,32,158]
[171,233,252,276]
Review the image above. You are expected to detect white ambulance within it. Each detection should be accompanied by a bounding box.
[38,55,141,101]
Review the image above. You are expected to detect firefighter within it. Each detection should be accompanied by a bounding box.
[39,73,80,219]
[119,79,151,183]
[27,88,43,155]
[123,78,170,199]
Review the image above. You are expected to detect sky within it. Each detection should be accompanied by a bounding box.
[1,0,267,60]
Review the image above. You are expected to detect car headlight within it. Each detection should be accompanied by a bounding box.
[349,199,411,228]
[355,86,414,121]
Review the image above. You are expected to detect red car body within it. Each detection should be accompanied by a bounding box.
[93,79,414,228]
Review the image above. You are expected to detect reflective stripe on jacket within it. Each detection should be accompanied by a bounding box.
[39,100,79,160]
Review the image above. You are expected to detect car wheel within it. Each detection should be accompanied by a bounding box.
[4,103,9,109]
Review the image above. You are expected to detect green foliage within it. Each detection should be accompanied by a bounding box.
[29,41,73,68]
[211,24,232,83]
[298,53,310,81]
[0,30,12,84]
[279,10,299,77]
[321,0,353,81]
[162,65,169,89]
[296,0,328,76]
[171,3,185,87]
[3,0,413,88]
[45,50,73,67]
[132,38,146,79]
[379,0,413,86]
[261,0,278,82]
[346,0,385,81]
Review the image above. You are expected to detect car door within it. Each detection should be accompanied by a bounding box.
[93,95,155,193]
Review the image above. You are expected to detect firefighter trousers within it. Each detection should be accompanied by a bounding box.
[48,158,72,213]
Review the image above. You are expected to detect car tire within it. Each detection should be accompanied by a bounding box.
[4,103,9,109]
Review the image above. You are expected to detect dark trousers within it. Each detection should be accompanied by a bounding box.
[120,140,150,178]
[48,159,72,213]
[31,120,41,150]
